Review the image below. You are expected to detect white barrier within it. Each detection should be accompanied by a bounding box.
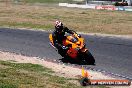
[59,3,132,11]
[59,3,68,7]
[67,4,78,8]
[59,3,95,9]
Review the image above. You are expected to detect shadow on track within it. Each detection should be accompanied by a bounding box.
[59,57,96,66]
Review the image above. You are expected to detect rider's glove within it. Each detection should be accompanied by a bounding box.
[62,46,68,50]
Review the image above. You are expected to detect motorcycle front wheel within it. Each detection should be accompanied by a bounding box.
[82,50,95,65]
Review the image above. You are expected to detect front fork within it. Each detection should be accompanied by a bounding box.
[80,48,88,53]
[78,47,88,60]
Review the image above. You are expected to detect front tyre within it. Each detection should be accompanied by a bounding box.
[83,51,95,65]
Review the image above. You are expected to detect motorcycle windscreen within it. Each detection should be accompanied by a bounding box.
[69,36,78,43]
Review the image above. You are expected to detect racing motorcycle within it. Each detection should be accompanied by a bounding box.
[49,31,95,65]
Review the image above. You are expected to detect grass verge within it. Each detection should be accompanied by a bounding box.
[0,60,80,88]
[0,60,109,88]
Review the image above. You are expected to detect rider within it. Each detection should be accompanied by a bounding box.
[52,20,74,57]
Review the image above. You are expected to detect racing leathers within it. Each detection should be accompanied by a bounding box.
[52,26,74,57]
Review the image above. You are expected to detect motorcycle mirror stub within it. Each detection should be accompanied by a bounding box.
[77,34,81,38]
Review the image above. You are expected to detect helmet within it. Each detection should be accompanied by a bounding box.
[55,20,63,32]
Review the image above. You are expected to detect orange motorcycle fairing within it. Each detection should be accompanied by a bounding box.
[49,34,54,45]
[67,48,78,59]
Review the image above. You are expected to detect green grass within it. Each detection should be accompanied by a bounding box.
[0,60,77,88]
[0,61,53,72]
[0,83,17,88]
[0,21,52,29]
[0,60,109,88]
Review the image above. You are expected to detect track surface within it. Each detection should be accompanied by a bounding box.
[0,28,132,79]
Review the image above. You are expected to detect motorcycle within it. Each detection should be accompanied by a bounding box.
[49,31,95,65]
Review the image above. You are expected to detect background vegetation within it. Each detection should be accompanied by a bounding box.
[24,0,73,3]
[0,1,132,35]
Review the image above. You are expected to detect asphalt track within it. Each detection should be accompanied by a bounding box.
[0,28,132,80]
